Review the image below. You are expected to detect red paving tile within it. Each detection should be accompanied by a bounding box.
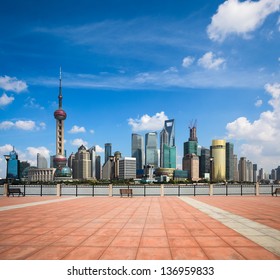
[0,196,279,260]
[171,247,209,260]
[193,196,280,231]
[100,247,138,260]
[25,246,75,260]
[63,247,105,260]
[203,247,245,260]
[136,248,172,260]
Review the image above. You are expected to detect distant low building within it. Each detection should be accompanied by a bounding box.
[28,168,56,182]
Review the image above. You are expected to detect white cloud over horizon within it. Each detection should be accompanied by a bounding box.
[0,145,51,177]
[0,75,28,93]
[128,111,168,132]
[71,138,88,147]
[207,0,280,42]
[226,83,280,171]
[95,145,104,153]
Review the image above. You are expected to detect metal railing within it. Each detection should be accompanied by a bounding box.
[0,184,279,197]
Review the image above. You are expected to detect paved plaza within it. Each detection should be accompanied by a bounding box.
[0,196,279,260]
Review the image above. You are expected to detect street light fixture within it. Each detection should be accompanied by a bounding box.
[4,154,10,184]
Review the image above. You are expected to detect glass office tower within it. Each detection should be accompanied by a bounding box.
[104,143,112,164]
[131,133,144,171]
[7,147,20,179]
[145,132,158,168]
[160,119,176,168]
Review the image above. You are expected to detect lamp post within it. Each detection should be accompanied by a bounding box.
[210,157,214,183]
[4,154,10,184]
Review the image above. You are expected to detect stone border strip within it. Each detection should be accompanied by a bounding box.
[179,196,280,257]
[0,197,83,212]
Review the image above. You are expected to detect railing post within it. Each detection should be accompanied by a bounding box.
[3,183,8,197]
[178,185,181,196]
[40,185,43,196]
[109,184,113,197]
[209,184,213,196]
[194,185,196,196]
[241,184,243,196]
[226,183,228,196]
[144,184,146,197]
[255,182,259,196]
[160,184,164,196]
[92,184,95,197]
[56,183,61,196]
[76,185,78,197]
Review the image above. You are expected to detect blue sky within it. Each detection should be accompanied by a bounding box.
[1,0,280,178]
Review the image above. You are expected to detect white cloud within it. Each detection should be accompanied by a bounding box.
[69,125,86,134]
[39,122,46,129]
[0,144,14,154]
[128,111,168,132]
[71,138,88,147]
[24,97,44,110]
[89,129,95,134]
[163,67,178,74]
[0,121,14,130]
[95,145,104,153]
[182,56,195,68]
[198,52,225,70]
[226,83,280,170]
[255,99,263,107]
[0,120,40,131]
[207,0,280,42]
[15,120,36,131]
[0,93,14,106]
[25,146,50,166]
[0,75,28,93]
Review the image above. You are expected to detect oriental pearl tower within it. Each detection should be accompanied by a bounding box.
[53,68,67,169]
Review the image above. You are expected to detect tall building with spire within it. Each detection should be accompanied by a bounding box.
[52,69,72,181]
[184,120,198,156]
[53,68,67,169]
[160,119,176,168]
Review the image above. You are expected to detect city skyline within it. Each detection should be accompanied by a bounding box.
[1,0,280,178]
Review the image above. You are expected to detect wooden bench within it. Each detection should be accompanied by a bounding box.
[7,188,24,197]
[272,188,280,197]
[120,188,133,197]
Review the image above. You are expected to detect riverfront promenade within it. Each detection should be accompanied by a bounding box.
[0,196,279,260]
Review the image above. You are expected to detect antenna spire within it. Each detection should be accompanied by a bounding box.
[58,67,62,108]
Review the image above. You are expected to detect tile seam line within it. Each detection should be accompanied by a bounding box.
[179,196,280,258]
[0,196,85,212]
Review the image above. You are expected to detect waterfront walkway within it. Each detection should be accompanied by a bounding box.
[0,196,279,260]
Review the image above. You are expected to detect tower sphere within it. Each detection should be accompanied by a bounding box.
[54,109,67,120]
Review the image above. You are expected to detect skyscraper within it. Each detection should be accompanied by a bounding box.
[210,139,226,181]
[199,147,210,179]
[160,119,176,168]
[37,153,48,169]
[53,68,67,169]
[7,147,19,180]
[238,157,247,182]
[131,134,144,171]
[182,153,199,181]
[72,145,91,179]
[145,132,158,168]
[226,142,234,181]
[184,121,198,156]
[104,143,112,164]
